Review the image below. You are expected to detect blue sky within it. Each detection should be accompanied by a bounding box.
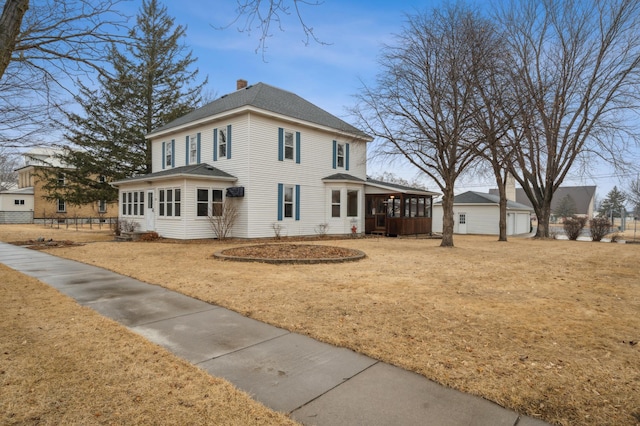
[117,0,635,198]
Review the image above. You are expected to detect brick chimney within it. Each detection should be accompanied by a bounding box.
[236,79,248,90]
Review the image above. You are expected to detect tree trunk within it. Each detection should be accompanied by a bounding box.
[497,183,508,242]
[535,200,552,238]
[0,0,29,81]
[440,185,455,247]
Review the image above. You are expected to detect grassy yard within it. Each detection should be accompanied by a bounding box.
[1,224,639,425]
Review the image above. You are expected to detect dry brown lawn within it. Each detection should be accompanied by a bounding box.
[0,265,297,425]
[1,224,639,426]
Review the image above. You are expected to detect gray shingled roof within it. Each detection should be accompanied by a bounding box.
[322,173,366,182]
[488,186,596,215]
[112,164,236,185]
[436,191,533,210]
[365,178,440,196]
[150,83,371,139]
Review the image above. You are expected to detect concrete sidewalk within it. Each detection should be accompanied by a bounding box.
[0,242,550,426]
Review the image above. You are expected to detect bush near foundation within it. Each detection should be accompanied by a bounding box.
[589,217,611,242]
[563,215,587,240]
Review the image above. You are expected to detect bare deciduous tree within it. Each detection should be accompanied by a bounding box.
[0,148,20,190]
[221,0,325,57]
[0,0,127,147]
[353,5,491,247]
[208,198,239,240]
[497,0,640,238]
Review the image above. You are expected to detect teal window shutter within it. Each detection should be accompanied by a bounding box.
[171,140,175,167]
[332,140,337,169]
[278,128,284,161]
[277,183,283,221]
[227,125,232,159]
[295,132,301,164]
[185,135,190,165]
[213,128,218,161]
[162,142,165,170]
[345,143,350,171]
[197,133,201,163]
[295,184,300,221]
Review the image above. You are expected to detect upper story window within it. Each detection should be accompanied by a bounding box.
[332,140,349,170]
[57,172,65,186]
[218,128,227,158]
[214,125,231,161]
[279,128,300,163]
[337,144,344,168]
[284,131,294,160]
[190,134,198,163]
[14,199,25,205]
[165,141,172,167]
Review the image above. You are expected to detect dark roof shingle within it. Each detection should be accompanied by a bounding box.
[150,83,370,139]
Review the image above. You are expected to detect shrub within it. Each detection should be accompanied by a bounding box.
[589,217,611,242]
[139,231,160,241]
[563,215,587,240]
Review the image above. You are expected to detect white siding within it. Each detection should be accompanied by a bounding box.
[433,204,532,236]
[141,110,368,239]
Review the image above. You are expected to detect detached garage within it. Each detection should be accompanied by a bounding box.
[432,191,533,236]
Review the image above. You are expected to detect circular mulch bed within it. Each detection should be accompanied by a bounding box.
[214,243,366,264]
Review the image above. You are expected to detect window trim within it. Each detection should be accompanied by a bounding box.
[121,191,145,217]
[158,187,181,218]
[331,189,341,218]
[57,199,66,213]
[278,183,300,221]
[347,189,358,217]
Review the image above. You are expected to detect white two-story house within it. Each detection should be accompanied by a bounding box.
[112,80,376,239]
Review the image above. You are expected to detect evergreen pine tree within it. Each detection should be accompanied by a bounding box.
[554,194,577,219]
[598,186,627,218]
[41,0,205,206]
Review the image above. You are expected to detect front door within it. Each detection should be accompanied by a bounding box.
[458,212,467,234]
[145,190,155,231]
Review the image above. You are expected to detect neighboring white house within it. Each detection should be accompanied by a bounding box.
[112,80,375,239]
[432,191,533,236]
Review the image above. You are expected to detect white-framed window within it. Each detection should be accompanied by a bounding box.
[122,191,144,216]
[336,143,345,168]
[165,142,172,167]
[159,188,181,217]
[98,200,107,213]
[347,189,358,217]
[284,185,294,218]
[284,130,294,160]
[189,134,198,163]
[197,188,224,217]
[57,172,65,186]
[14,199,25,205]
[218,128,227,158]
[459,213,466,224]
[57,199,66,212]
[331,190,341,218]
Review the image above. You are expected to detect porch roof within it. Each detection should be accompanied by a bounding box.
[364,178,439,196]
[111,163,237,186]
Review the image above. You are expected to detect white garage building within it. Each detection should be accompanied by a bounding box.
[432,191,533,236]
